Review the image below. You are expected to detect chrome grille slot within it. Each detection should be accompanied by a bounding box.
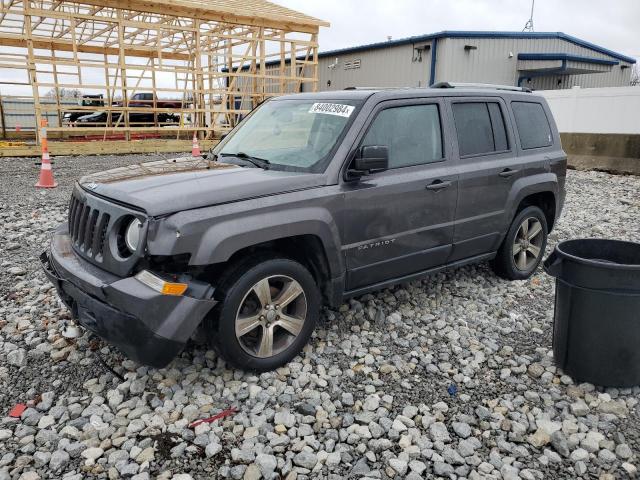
[94,213,111,258]
[72,201,84,241]
[85,210,99,253]
[77,205,90,248]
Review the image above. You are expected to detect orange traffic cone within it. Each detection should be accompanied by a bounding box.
[35,148,57,188]
[35,119,57,188]
[192,132,201,157]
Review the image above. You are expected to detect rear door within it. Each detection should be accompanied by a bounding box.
[448,97,522,261]
[341,98,458,290]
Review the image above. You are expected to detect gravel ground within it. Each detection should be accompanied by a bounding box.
[1,154,639,480]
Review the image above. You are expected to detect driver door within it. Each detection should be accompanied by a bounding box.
[341,99,458,291]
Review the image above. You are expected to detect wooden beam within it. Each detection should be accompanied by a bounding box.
[0,139,218,157]
[68,0,326,33]
[0,33,191,60]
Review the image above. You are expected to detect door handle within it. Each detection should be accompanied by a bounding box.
[425,180,452,191]
[499,168,520,178]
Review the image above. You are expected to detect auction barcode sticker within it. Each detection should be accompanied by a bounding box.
[308,103,355,118]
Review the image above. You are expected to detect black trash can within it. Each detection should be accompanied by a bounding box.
[544,239,640,387]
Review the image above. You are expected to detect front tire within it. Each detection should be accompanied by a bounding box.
[208,256,320,371]
[492,206,548,280]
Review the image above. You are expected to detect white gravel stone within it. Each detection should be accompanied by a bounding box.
[274,409,296,428]
[570,448,589,462]
[293,450,317,469]
[7,348,27,366]
[429,422,451,443]
[255,454,277,477]
[1,160,639,480]
[81,447,104,461]
[452,422,472,439]
[388,458,408,476]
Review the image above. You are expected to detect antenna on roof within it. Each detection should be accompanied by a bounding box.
[523,0,535,32]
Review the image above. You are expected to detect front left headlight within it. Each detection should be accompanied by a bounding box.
[124,218,142,252]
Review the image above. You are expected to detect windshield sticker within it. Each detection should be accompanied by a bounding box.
[309,103,354,118]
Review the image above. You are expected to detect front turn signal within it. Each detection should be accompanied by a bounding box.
[135,270,188,296]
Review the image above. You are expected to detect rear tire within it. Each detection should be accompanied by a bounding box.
[207,256,320,371]
[492,206,548,280]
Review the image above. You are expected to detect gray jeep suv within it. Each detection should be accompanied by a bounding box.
[41,84,566,371]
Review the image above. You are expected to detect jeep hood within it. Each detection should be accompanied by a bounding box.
[78,156,326,216]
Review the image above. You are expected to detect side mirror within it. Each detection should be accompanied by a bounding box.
[353,145,389,173]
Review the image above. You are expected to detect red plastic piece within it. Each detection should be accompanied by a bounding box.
[189,407,238,428]
[9,404,27,418]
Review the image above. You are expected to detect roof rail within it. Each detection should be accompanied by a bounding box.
[344,86,395,90]
[431,82,532,93]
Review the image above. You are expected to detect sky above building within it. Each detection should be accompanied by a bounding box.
[278,0,639,60]
[1,0,636,97]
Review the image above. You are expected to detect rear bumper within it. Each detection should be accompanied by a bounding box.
[41,224,217,368]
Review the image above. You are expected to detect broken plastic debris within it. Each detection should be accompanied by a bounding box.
[9,403,27,418]
[189,407,238,428]
[447,383,458,397]
[62,324,82,339]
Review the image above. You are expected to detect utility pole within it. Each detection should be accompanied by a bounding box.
[523,0,535,32]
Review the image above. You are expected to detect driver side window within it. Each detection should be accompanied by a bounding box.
[361,104,443,169]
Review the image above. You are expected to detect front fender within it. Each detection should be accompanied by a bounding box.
[196,207,343,275]
[148,206,344,279]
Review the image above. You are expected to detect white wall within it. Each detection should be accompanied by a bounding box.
[539,86,640,134]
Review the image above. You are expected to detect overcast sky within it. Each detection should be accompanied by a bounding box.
[278,0,640,59]
[2,0,637,98]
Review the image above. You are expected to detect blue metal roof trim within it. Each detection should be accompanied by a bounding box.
[517,53,619,66]
[317,31,636,64]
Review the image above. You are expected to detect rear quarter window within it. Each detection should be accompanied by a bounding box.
[512,101,553,149]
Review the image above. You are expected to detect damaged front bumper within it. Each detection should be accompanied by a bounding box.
[40,224,217,368]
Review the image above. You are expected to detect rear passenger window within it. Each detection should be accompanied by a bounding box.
[512,101,553,149]
[452,102,509,156]
[361,104,443,168]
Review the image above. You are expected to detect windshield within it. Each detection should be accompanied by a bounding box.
[214,99,360,172]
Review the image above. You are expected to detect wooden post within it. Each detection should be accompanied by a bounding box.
[24,2,43,143]
[251,29,257,108]
[312,33,319,93]
[279,32,286,94]
[0,93,6,139]
[51,49,63,132]
[103,53,112,129]
[259,28,265,103]
[151,58,158,129]
[226,35,233,127]
[116,9,130,141]
[290,41,297,94]
[194,19,204,139]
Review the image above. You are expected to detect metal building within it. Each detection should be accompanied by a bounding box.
[307,31,636,91]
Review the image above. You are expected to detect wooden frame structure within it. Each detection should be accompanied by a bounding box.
[0,0,327,153]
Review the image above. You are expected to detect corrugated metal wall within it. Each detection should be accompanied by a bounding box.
[312,43,433,91]
[304,36,632,92]
[0,98,76,131]
[436,37,632,89]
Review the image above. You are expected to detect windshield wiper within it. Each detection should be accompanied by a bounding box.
[220,152,270,170]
